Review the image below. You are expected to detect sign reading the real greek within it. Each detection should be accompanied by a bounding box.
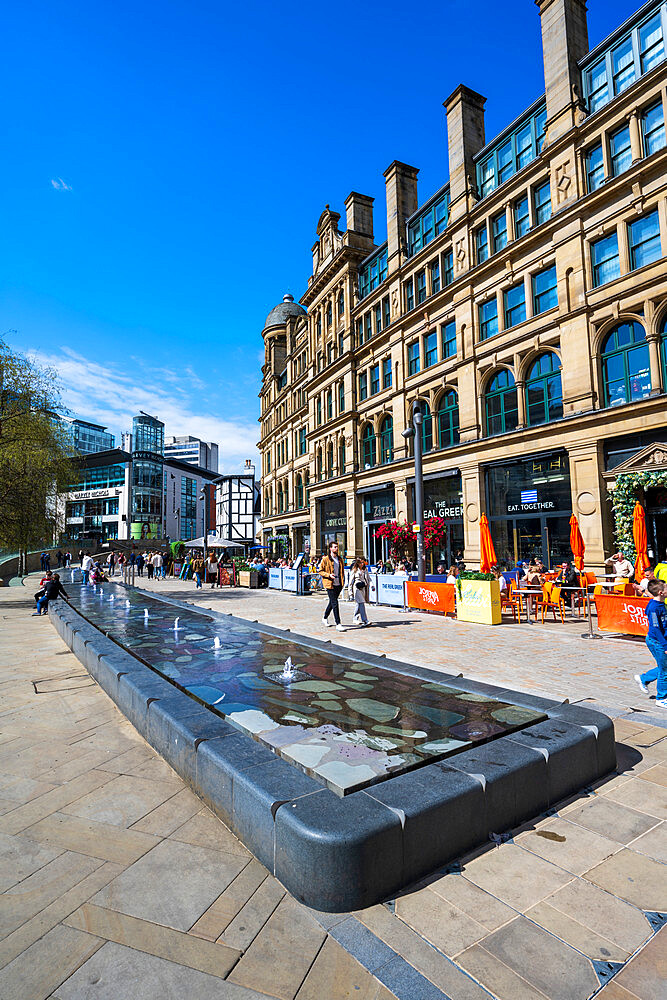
[377,575,406,607]
[282,569,298,592]
[268,568,282,589]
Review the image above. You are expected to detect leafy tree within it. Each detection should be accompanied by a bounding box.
[0,338,77,573]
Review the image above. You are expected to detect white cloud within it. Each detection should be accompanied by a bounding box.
[50,178,73,192]
[28,346,260,473]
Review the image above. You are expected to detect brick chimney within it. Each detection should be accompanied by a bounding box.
[384,161,419,274]
[536,0,589,144]
[444,85,487,222]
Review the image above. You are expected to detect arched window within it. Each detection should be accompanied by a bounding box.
[296,475,303,510]
[420,401,433,453]
[338,439,346,474]
[485,370,519,436]
[659,313,667,392]
[380,416,393,464]
[526,353,563,426]
[437,390,460,448]
[327,443,334,479]
[362,424,376,468]
[316,449,323,482]
[601,321,651,407]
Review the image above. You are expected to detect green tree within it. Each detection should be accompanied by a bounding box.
[0,338,77,573]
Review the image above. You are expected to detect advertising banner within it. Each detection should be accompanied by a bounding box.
[406,580,455,615]
[456,580,501,625]
[594,595,649,636]
[282,569,298,592]
[377,575,406,607]
[268,568,282,589]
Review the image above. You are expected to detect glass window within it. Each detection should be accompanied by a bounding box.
[479,157,494,198]
[299,427,307,455]
[383,296,391,329]
[586,58,608,112]
[379,250,388,282]
[356,318,363,347]
[514,195,530,238]
[416,269,427,304]
[435,196,448,235]
[535,107,547,152]
[586,143,605,191]
[338,381,345,412]
[492,210,508,253]
[418,401,433,453]
[430,260,440,294]
[532,266,558,314]
[362,424,376,468]
[339,439,346,474]
[421,210,433,247]
[441,320,456,359]
[601,321,651,407]
[591,232,620,286]
[504,281,526,328]
[338,331,344,354]
[316,397,322,425]
[476,225,489,264]
[371,363,380,395]
[533,180,551,225]
[610,124,632,176]
[374,302,382,333]
[444,250,454,285]
[358,372,368,401]
[382,357,392,389]
[437,390,460,448]
[628,210,661,270]
[365,313,372,342]
[516,123,533,169]
[497,140,513,183]
[338,289,344,316]
[526,352,563,426]
[639,13,665,73]
[479,297,499,341]
[408,341,420,375]
[485,370,519,436]
[643,101,666,156]
[406,279,414,311]
[612,36,635,95]
[424,331,438,368]
[380,416,393,465]
[326,389,333,420]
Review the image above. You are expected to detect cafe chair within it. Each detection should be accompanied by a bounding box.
[500,580,522,623]
[537,583,566,623]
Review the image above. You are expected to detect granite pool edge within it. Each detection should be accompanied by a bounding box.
[49,597,617,912]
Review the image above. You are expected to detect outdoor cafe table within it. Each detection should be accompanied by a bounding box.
[515,586,544,623]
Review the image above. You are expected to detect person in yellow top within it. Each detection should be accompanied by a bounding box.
[655,555,667,583]
[318,541,346,632]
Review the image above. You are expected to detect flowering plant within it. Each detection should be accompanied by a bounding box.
[423,516,447,552]
[374,516,449,559]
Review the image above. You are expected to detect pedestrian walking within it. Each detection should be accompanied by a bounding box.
[136,553,145,577]
[193,555,204,588]
[64,551,71,568]
[56,550,63,568]
[33,573,69,616]
[347,557,371,626]
[319,541,346,632]
[147,552,154,580]
[635,579,667,708]
[206,551,218,588]
[152,551,163,579]
[107,550,116,577]
[44,552,51,571]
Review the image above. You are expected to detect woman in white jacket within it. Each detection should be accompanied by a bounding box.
[348,558,371,626]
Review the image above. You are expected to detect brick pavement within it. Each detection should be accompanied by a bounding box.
[2,576,665,1000]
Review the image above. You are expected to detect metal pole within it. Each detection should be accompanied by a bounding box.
[413,403,426,583]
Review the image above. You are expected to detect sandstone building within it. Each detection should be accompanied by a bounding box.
[259,0,667,570]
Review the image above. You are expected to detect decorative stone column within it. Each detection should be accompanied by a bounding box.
[647,335,664,395]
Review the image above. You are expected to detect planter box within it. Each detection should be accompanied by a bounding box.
[456,579,501,625]
[238,570,259,589]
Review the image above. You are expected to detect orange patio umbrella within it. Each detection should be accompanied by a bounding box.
[569,514,585,571]
[633,502,650,583]
[480,513,497,573]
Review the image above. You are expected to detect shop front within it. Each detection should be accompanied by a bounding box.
[319,494,347,557]
[360,486,395,565]
[485,450,572,568]
[268,528,290,560]
[293,522,311,557]
[409,472,464,570]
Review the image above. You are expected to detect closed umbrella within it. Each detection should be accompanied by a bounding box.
[480,513,497,573]
[569,514,585,571]
[633,502,650,583]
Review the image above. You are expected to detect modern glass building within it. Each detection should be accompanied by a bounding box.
[129,413,165,540]
[67,419,115,455]
[164,436,219,472]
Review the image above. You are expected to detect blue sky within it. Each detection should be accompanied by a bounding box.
[1,0,637,470]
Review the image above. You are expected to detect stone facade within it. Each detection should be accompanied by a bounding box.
[259,0,667,571]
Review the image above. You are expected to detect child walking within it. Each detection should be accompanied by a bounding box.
[635,578,667,708]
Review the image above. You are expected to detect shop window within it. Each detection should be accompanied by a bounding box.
[628,210,662,270]
[362,424,376,468]
[424,331,438,368]
[601,321,651,408]
[514,195,530,237]
[437,390,460,448]
[479,297,498,341]
[485,370,519,437]
[526,352,563,426]
[380,416,393,464]
[441,320,456,359]
[586,143,604,192]
[591,232,620,286]
[492,210,508,253]
[504,281,526,329]
[532,266,558,314]
[642,101,666,156]
[408,341,420,375]
[610,124,632,176]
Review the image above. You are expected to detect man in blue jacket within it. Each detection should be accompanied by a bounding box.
[635,578,667,708]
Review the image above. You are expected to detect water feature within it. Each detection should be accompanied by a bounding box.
[173,617,182,632]
[66,581,545,795]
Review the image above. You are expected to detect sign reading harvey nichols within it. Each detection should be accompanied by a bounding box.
[68,488,118,500]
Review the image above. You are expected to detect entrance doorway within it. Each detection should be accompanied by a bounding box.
[491,514,570,568]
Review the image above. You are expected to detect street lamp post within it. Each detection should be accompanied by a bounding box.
[402,402,426,582]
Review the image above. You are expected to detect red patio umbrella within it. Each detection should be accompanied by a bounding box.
[633,502,650,583]
[480,513,497,573]
[569,514,585,571]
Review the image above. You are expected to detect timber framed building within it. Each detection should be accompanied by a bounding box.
[259,0,667,570]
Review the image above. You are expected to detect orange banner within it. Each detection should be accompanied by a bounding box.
[406,580,456,615]
[594,594,649,636]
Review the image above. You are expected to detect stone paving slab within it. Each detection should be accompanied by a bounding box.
[3,579,666,1000]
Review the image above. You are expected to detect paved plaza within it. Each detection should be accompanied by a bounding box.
[0,577,665,999]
